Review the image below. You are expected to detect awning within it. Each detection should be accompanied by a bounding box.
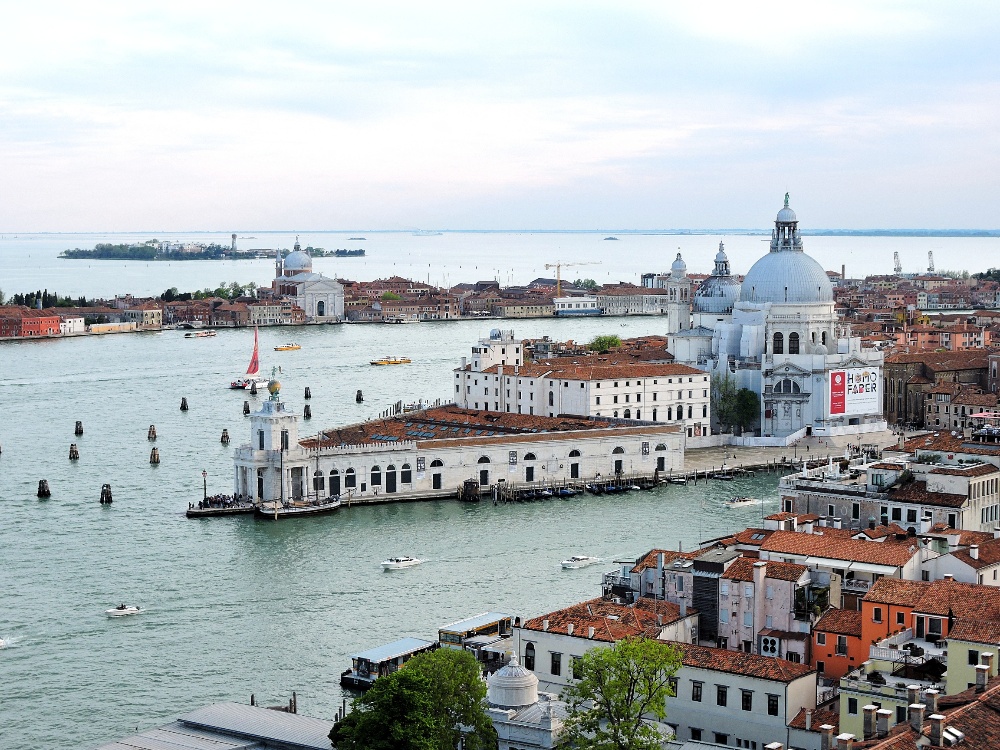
[804,556,848,568]
[849,562,899,575]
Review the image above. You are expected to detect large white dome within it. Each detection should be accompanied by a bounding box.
[739,251,833,304]
[283,250,312,273]
[487,656,538,709]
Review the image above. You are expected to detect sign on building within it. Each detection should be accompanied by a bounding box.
[829,368,880,417]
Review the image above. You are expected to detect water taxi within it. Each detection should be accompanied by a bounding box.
[381,556,422,570]
[106,604,142,617]
[274,343,301,351]
[370,356,412,366]
[725,496,758,508]
[561,555,602,569]
[185,330,216,338]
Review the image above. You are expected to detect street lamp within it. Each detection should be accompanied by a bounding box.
[202,469,208,501]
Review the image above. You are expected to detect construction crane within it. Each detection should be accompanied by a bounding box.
[544,261,601,297]
[928,251,935,274]
[893,251,902,275]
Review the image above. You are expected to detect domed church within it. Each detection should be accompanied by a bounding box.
[272,237,345,322]
[670,196,885,441]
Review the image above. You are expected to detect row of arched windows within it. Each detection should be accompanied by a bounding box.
[772,330,828,354]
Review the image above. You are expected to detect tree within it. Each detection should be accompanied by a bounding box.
[734,388,760,433]
[589,334,621,352]
[381,291,402,301]
[574,278,599,291]
[0,288,5,305]
[330,648,495,750]
[711,372,739,433]
[559,637,682,750]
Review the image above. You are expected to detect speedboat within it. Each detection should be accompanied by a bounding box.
[561,555,603,569]
[726,496,757,508]
[370,356,412,366]
[185,330,216,338]
[381,556,422,570]
[106,604,141,617]
[274,343,301,351]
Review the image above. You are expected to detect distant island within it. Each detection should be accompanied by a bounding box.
[60,241,365,260]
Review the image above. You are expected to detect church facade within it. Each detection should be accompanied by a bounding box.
[670,197,886,442]
[272,238,345,322]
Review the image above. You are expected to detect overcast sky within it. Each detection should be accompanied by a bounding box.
[1,2,998,231]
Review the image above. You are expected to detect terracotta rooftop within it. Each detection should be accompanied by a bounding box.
[787,707,839,733]
[865,578,1000,621]
[949,537,1000,570]
[906,431,1000,458]
[671,642,815,683]
[520,597,694,643]
[929,463,998,477]
[630,549,699,574]
[886,480,968,508]
[477,362,705,380]
[947,618,1000,645]
[760,530,918,567]
[814,608,863,637]
[720,556,808,583]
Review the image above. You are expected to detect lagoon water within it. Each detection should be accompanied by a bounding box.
[0,230,995,749]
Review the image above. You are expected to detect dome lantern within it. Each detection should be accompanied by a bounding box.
[487,655,539,709]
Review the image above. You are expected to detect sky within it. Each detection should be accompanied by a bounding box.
[1,1,998,232]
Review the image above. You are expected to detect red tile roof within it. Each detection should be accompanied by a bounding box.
[865,578,1000,621]
[948,619,1000,645]
[720,556,808,583]
[671,643,815,683]
[787,707,840,732]
[630,549,699,573]
[814,608,863,637]
[761,530,919,567]
[520,597,693,643]
[886,480,967,508]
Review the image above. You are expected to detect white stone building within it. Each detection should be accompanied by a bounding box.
[486,659,567,750]
[272,238,344,322]
[669,197,886,442]
[455,330,715,446]
[233,392,685,502]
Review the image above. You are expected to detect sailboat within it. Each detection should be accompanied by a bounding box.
[229,327,271,390]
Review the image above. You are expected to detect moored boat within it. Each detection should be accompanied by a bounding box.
[273,343,301,351]
[185,330,216,338]
[230,327,270,390]
[561,555,602,569]
[370,356,412,365]
[255,496,342,520]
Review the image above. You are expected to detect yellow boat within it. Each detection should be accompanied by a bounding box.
[370,356,412,366]
[274,343,301,351]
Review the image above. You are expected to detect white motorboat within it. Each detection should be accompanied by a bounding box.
[561,555,603,569]
[106,604,141,617]
[381,556,422,570]
[725,496,758,508]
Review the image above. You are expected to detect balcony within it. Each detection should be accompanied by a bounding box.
[842,578,871,593]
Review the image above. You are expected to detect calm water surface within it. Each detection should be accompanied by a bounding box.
[1,316,785,749]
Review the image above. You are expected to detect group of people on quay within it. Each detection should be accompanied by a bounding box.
[188,493,252,511]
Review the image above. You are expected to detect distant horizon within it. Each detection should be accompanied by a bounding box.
[6,228,1000,237]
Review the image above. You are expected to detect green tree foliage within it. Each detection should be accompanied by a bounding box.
[381,291,402,301]
[589,334,622,352]
[330,648,495,750]
[559,637,682,750]
[734,388,760,432]
[711,372,738,433]
[8,289,85,308]
[0,288,5,305]
[573,278,599,291]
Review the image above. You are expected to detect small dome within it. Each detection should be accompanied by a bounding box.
[671,252,687,274]
[715,241,728,265]
[283,250,312,273]
[694,276,742,314]
[776,206,797,223]
[488,656,538,709]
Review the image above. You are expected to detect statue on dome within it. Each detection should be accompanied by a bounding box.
[784,192,790,208]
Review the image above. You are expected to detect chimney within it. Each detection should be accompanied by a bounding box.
[971,545,980,560]
[976,664,989,692]
[929,714,945,746]
[925,689,940,714]
[909,703,926,733]
[907,684,921,706]
[542,619,549,631]
[497,365,503,377]
[680,599,687,618]
[842,264,846,282]
[461,356,467,369]
[819,724,836,750]
[567,623,574,636]
[862,705,878,740]
[876,708,893,738]
[657,614,663,626]
[805,708,813,731]
[587,626,595,639]
[836,733,855,750]
[943,573,954,581]
[981,651,995,674]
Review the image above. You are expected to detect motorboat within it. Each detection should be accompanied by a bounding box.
[230,327,270,390]
[667,477,687,485]
[381,556,422,570]
[185,330,216,338]
[106,604,141,617]
[370,356,412,366]
[562,555,602,569]
[274,343,301,351]
[726,496,758,508]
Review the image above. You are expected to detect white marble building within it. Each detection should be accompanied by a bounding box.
[272,238,344,322]
[669,197,886,442]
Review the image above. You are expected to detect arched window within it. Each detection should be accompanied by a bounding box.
[623,409,631,419]
[788,332,800,354]
[329,469,341,495]
[345,468,356,488]
[612,446,625,454]
[370,466,382,486]
[524,452,536,461]
[430,459,443,468]
[401,463,412,483]
[773,332,784,354]
[524,642,535,670]
[478,456,490,464]
[317,300,325,317]
[822,331,827,346]
[313,471,325,491]
[655,443,667,451]
[569,449,581,457]
[548,391,554,406]
[774,379,801,394]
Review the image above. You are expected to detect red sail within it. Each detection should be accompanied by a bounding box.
[246,327,260,375]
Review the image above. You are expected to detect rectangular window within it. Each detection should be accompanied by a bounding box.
[907,508,918,523]
[692,681,703,702]
[765,615,773,628]
[720,609,729,624]
[897,611,905,626]
[572,655,583,679]
[767,694,779,716]
[741,690,753,711]
[817,632,826,645]
[714,733,729,745]
[257,430,265,450]
[721,581,729,595]
[969,649,981,666]
[852,502,861,520]
[873,607,883,623]
[280,430,289,450]
[837,635,848,656]
[717,685,727,706]
[550,652,562,676]
[891,507,902,522]
[848,697,858,714]
[743,611,752,627]
[690,728,702,741]
[766,585,773,600]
